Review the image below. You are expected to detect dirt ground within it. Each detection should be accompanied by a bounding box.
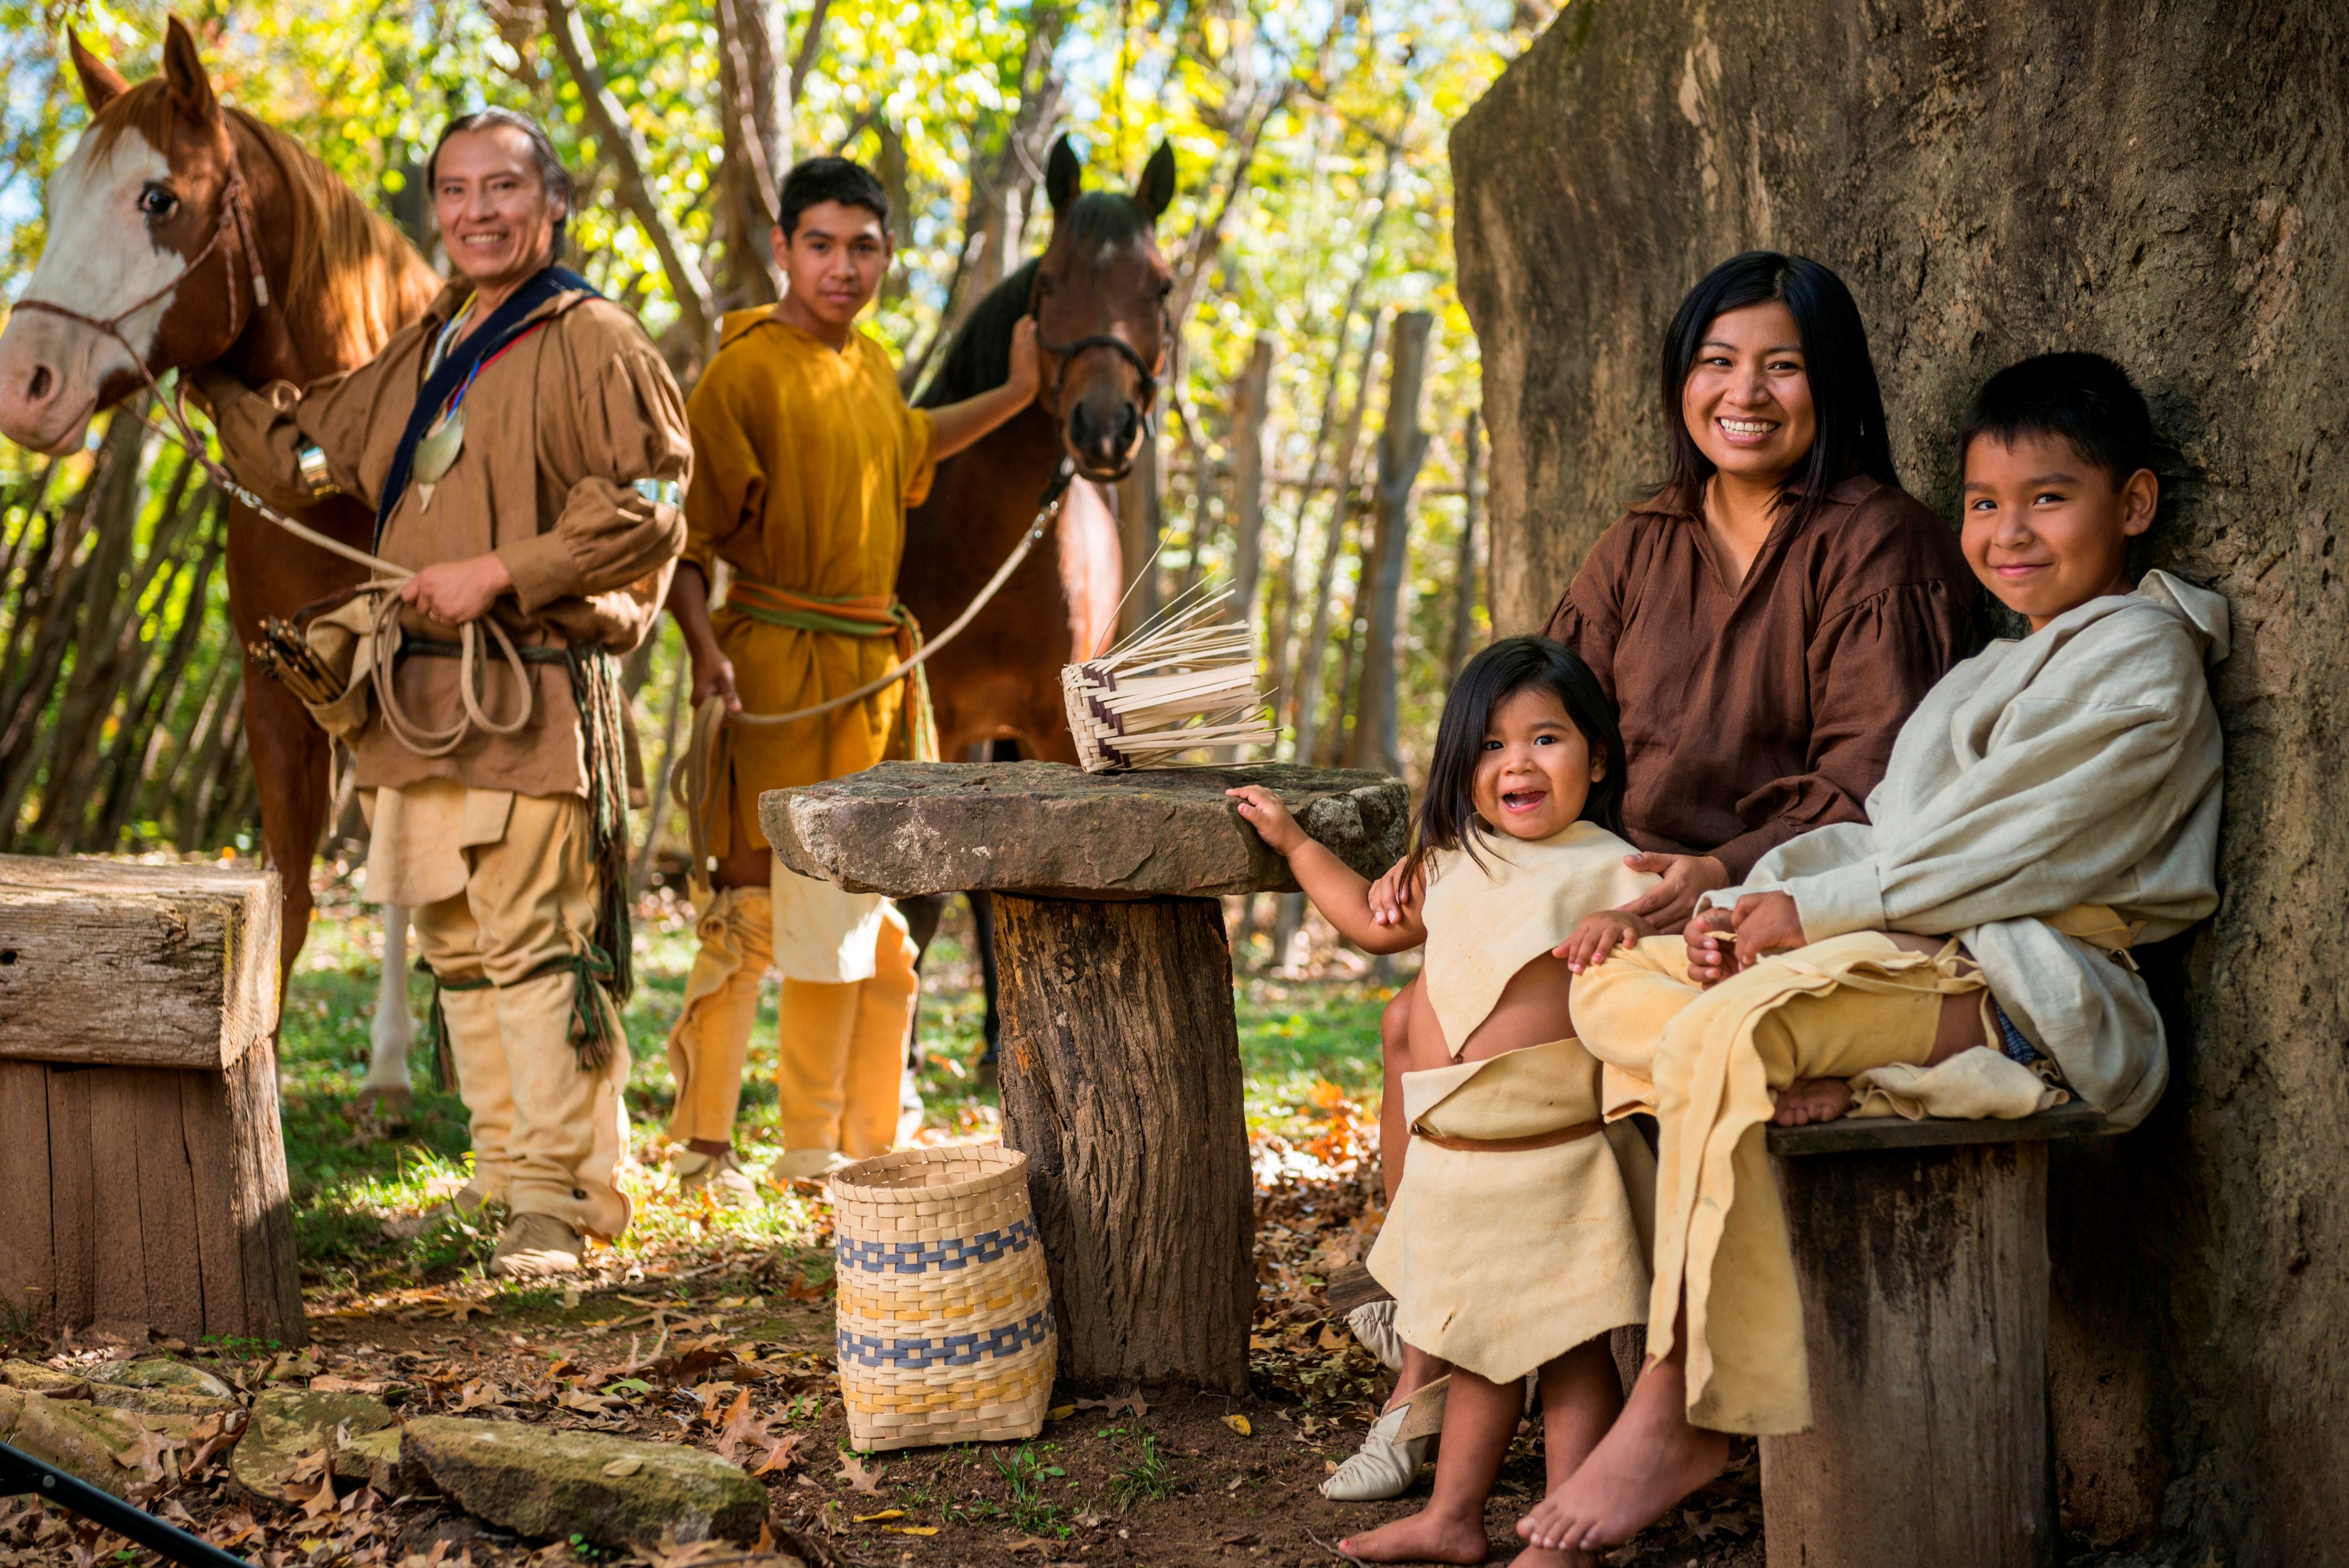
[0,889,1763,1568]
[0,1165,1762,1568]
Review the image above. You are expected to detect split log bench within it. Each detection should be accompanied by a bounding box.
[764,759,1408,1395]
[0,856,304,1348]
[1760,1100,2108,1568]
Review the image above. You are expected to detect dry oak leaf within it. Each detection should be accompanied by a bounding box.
[837,1451,884,1493]
[713,1389,781,1463]
[752,1432,803,1477]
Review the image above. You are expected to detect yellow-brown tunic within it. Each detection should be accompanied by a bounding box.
[666,306,936,1165]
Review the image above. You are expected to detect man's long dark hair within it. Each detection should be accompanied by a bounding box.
[1404,636,1630,886]
[1658,251,1898,533]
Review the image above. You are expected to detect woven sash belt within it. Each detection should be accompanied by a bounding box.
[1410,1119,1604,1153]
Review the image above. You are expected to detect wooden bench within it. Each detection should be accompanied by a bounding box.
[0,856,305,1348]
[1759,1101,2106,1568]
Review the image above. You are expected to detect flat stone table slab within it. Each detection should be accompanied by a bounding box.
[763,759,1408,900]
[766,761,1408,1394]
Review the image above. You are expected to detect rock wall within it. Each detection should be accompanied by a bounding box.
[1451,3,2346,1562]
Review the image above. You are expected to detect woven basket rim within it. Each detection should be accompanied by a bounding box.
[831,1143,1030,1205]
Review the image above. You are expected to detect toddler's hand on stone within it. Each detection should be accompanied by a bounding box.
[1226,786,1306,855]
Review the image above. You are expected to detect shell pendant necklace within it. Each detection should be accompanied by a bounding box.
[414,299,477,509]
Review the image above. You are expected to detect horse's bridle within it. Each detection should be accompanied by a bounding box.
[11,135,270,397]
[1027,265,1166,483]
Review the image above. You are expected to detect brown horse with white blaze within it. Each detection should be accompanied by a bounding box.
[0,20,439,985]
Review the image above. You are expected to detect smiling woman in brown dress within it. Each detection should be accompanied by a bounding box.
[1329,251,1978,1508]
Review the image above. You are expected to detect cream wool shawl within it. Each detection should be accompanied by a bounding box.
[1420,820,1658,1053]
[1707,571,2227,1129]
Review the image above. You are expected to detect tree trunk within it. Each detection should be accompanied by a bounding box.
[1451,4,2348,1558]
[1289,312,1386,764]
[1116,435,1165,634]
[1262,147,1400,729]
[1228,336,1276,630]
[1350,311,1432,777]
[990,893,1253,1393]
[1446,409,1484,689]
[541,0,715,365]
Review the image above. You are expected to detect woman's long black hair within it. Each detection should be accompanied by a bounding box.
[1405,636,1630,886]
[1659,251,1898,534]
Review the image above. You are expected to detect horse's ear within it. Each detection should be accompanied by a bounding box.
[160,14,217,119]
[67,31,128,114]
[1136,141,1177,223]
[1046,134,1083,215]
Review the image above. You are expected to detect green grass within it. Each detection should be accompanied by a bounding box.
[278,892,1396,1290]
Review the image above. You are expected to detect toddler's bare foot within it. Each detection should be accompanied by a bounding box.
[1336,1506,1489,1565]
[1515,1358,1728,1553]
[1772,1077,1854,1126]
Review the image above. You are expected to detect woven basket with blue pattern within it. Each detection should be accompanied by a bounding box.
[831,1144,1057,1451]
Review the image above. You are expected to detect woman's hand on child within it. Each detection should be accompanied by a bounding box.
[1616,851,1731,933]
[1365,858,1425,926]
[1226,786,1307,855]
[1557,909,1653,973]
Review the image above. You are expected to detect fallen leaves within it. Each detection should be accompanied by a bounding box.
[711,1389,782,1465]
[837,1451,884,1493]
[751,1432,803,1476]
[851,1509,903,1523]
[600,1456,643,1478]
[1224,1414,1253,1437]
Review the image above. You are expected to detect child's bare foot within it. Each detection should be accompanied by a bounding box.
[1772,1077,1853,1126]
[1514,1357,1728,1553]
[1336,1506,1489,1565]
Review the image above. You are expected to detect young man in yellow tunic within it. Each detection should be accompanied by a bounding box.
[666,157,1040,1193]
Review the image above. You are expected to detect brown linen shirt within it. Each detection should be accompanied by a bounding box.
[1544,474,1978,880]
[205,282,690,798]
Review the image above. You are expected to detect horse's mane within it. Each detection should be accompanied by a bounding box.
[91,82,439,369]
[915,191,1156,410]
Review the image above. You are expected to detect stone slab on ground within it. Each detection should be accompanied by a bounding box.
[763,760,1409,898]
[232,1387,402,1500]
[0,1383,209,1499]
[401,1415,767,1548]
[3,1357,241,1419]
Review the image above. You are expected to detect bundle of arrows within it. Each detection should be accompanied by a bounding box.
[247,615,346,708]
[1061,587,1277,771]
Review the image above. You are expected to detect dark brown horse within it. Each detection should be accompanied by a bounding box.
[0,20,439,987]
[899,134,1176,758]
[896,136,1173,1047]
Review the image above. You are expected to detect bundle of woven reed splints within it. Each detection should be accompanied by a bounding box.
[1061,584,1277,771]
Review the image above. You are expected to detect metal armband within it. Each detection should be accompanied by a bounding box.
[631,476,685,510]
[295,440,338,499]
